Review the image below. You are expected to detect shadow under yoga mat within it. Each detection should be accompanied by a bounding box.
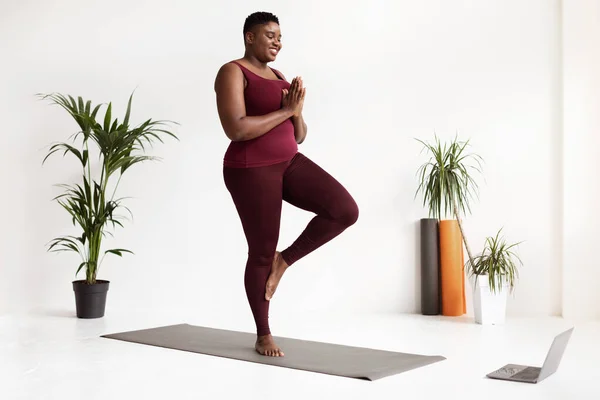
[101,323,445,380]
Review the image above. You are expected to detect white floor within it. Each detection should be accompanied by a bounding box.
[1,308,598,400]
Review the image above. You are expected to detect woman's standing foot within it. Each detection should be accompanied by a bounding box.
[255,334,284,357]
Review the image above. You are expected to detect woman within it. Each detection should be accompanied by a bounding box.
[214,11,359,357]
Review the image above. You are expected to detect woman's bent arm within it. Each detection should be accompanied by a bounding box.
[214,63,293,141]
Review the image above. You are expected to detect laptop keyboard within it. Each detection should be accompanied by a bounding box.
[494,366,523,376]
[512,367,541,380]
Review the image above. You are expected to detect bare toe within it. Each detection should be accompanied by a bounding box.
[255,334,284,357]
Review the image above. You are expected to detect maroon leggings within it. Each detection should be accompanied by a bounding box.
[223,152,359,336]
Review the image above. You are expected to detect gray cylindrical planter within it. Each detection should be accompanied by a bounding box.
[420,218,440,315]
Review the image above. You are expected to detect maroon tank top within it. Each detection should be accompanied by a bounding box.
[223,61,298,168]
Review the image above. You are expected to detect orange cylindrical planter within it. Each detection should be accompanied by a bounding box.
[439,220,466,316]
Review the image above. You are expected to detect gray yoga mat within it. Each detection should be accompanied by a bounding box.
[420,218,440,315]
[101,323,445,380]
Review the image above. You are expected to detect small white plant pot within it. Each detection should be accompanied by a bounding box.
[472,275,509,325]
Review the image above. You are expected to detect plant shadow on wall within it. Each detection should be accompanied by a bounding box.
[38,92,179,319]
[414,134,523,324]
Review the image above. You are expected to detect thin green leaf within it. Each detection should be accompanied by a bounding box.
[103,102,112,132]
[105,248,133,257]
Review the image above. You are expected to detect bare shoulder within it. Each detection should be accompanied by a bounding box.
[214,61,244,91]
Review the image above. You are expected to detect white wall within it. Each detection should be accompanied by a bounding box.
[561,0,600,320]
[0,0,572,324]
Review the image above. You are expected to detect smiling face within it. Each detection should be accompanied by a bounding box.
[245,21,282,62]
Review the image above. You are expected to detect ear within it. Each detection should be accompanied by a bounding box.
[245,31,254,45]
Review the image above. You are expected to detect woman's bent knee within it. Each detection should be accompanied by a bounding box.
[338,198,359,227]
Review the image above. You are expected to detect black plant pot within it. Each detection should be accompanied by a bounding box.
[73,280,110,318]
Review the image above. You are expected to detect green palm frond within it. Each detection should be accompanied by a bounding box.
[39,91,178,284]
[465,228,523,294]
[415,133,483,220]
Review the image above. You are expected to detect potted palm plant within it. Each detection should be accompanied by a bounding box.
[415,134,483,316]
[40,92,178,318]
[465,229,523,325]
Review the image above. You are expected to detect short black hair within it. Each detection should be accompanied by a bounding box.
[243,11,279,35]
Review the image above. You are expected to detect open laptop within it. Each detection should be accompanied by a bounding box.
[486,327,574,384]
